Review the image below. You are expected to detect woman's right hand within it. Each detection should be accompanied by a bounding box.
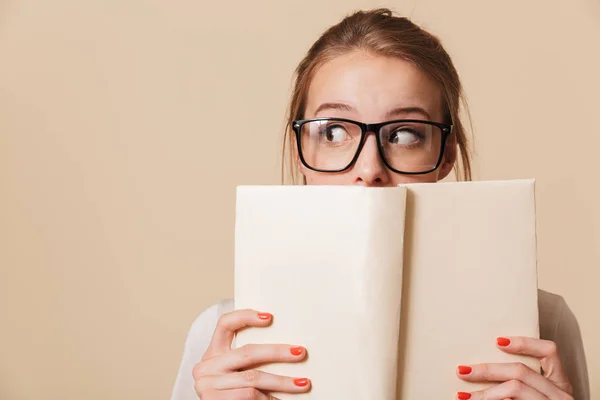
[193,309,311,399]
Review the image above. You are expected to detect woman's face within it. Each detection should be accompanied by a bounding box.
[299,51,456,187]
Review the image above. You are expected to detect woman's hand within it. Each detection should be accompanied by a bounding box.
[193,309,311,399]
[456,336,573,399]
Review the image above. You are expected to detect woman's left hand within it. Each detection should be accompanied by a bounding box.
[456,336,573,400]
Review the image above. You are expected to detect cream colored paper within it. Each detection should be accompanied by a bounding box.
[234,185,407,399]
[396,179,540,398]
[234,180,539,399]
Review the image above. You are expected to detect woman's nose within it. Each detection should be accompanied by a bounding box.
[352,134,390,187]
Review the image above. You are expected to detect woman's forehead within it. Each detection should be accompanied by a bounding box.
[305,51,443,121]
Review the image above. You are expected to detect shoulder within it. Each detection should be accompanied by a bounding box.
[179,298,234,357]
[184,298,235,355]
[537,289,590,400]
[170,299,234,400]
[537,289,565,335]
[538,289,578,340]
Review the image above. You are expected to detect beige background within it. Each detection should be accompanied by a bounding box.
[0,0,598,399]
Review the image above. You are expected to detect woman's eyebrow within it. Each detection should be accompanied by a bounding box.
[313,103,432,120]
[385,106,432,120]
[314,102,355,115]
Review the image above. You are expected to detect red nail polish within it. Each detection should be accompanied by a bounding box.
[458,365,472,375]
[257,312,272,320]
[290,346,304,356]
[294,378,309,387]
[457,392,472,400]
[497,337,511,347]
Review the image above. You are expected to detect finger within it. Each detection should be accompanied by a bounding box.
[225,388,281,400]
[195,387,280,400]
[497,336,557,358]
[459,379,547,399]
[201,344,307,373]
[456,362,565,399]
[207,370,311,393]
[222,388,281,400]
[204,309,273,359]
[496,337,572,393]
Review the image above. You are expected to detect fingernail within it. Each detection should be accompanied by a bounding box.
[257,312,272,320]
[294,378,309,387]
[457,392,472,400]
[290,346,304,356]
[458,365,472,375]
[497,337,511,347]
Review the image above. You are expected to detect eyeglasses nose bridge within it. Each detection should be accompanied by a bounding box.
[362,122,380,136]
[355,128,384,163]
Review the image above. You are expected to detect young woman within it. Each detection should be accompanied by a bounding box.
[171,9,589,400]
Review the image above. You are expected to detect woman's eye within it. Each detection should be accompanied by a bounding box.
[388,129,421,146]
[324,125,349,143]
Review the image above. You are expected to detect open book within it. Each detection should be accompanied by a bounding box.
[234,180,539,399]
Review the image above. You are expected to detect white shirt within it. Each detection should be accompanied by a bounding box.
[170,291,589,400]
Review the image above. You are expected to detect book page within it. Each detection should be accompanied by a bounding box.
[397,179,540,398]
[234,185,407,399]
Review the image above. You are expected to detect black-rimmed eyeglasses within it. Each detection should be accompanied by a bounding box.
[292,118,453,175]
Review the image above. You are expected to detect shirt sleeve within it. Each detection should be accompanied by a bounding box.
[554,297,590,400]
[169,303,221,400]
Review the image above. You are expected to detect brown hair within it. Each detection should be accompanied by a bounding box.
[282,8,472,183]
